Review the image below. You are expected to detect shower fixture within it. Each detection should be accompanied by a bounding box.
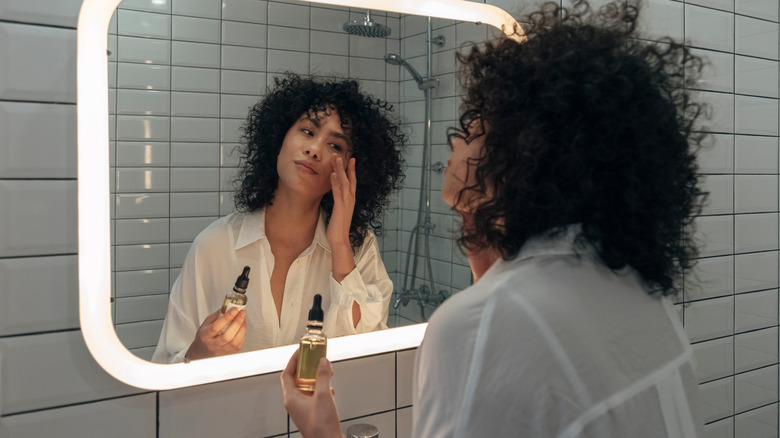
[384,54,438,90]
[343,9,391,38]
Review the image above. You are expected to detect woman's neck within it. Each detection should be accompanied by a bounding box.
[457,210,501,282]
[265,189,321,247]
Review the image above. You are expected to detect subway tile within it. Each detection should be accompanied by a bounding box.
[735,213,778,253]
[222,45,268,71]
[221,69,268,94]
[115,193,170,218]
[311,54,349,77]
[117,35,171,65]
[735,135,779,174]
[171,142,220,166]
[117,9,171,39]
[699,175,734,215]
[735,402,778,437]
[698,133,734,174]
[735,365,778,414]
[735,57,779,98]
[115,294,170,324]
[735,289,778,333]
[703,417,733,438]
[310,6,348,32]
[684,296,734,343]
[639,0,683,41]
[115,269,170,297]
[735,251,779,293]
[171,66,220,93]
[0,23,76,103]
[0,181,76,257]
[309,30,349,56]
[397,348,417,407]
[267,49,309,73]
[170,168,220,192]
[0,255,78,336]
[734,175,778,213]
[268,25,310,52]
[116,115,171,141]
[170,242,191,267]
[735,96,779,136]
[736,0,779,21]
[172,15,220,43]
[170,216,217,242]
[0,393,156,438]
[116,89,170,116]
[0,102,76,178]
[222,0,269,23]
[115,319,164,349]
[171,0,221,18]
[685,5,734,52]
[397,406,413,438]
[172,41,221,68]
[171,92,220,118]
[220,166,240,191]
[331,353,395,420]
[692,336,733,383]
[221,94,259,119]
[220,191,238,215]
[268,1,310,28]
[119,0,170,13]
[0,0,82,27]
[735,327,778,374]
[117,63,171,90]
[171,117,221,142]
[350,58,386,81]
[115,168,170,193]
[115,243,170,271]
[221,118,245,142]
[170,192,221,216]
[115,218,169,245]
[0,331,140,415]
[699,377,734,423]
[735,16,779,60]
[694,50,734,93]
[158,372,287,438]
[116,141,170,167]
[222,21,268,47]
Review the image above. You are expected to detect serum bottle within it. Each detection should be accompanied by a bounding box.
[221,266,251,315]
[296,294,327,392]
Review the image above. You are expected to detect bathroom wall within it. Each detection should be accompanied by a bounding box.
[1,0,779,437]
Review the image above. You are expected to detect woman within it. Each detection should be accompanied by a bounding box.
[152,74,405,363]
[281,1,706,436]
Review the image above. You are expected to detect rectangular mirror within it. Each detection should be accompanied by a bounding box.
[78,0,519,390]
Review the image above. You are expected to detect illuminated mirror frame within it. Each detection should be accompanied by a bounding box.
[77,0,521,390]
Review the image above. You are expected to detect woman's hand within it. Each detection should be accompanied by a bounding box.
[185,308,247,361]
[328,155,358,282]
[281,349,345,438]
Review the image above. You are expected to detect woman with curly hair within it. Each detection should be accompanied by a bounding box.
[152,74,405,363]
[282,1,705,436]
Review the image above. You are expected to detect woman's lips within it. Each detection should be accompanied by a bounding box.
[295,160,317,174]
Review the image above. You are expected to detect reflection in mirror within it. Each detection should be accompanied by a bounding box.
[108,0,489,360]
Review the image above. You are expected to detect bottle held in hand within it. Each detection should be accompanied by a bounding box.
[296,294,327,392]
[221,266,250,315]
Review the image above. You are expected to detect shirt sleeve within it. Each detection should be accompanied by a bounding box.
[323,231,393,337]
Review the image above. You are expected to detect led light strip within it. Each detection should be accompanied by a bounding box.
[78,0,517,390]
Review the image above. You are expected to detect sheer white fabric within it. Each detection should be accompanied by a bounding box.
[151,209,392,363]
[412,226,702,437]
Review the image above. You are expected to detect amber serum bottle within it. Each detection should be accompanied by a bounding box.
[220,266,250,315]
[296,294,327,392]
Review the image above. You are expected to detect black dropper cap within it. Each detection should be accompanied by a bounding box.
[308,294,324,322]
[233,266,251,293]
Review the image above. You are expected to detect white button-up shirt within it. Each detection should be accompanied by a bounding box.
[412,226,703,437]
[152,209,393,363]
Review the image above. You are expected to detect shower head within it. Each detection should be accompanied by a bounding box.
[384,53,424,86]
[343,10,391,38]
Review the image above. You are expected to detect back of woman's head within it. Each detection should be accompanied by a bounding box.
[456,0,707,295]
[235,73,406,250]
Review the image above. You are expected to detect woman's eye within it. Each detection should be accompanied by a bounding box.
[330,144,342,151]
[301,129,313,136]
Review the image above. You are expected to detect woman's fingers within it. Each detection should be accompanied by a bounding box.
[219,309,246,342]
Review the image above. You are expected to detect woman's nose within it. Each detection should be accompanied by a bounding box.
[304,138,325,159]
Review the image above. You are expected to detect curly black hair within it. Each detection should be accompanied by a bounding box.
[235,73,406,250]
[453,0,707,295]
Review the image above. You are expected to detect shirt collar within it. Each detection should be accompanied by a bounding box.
[515,223,592,261]
[235,209,331,253]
